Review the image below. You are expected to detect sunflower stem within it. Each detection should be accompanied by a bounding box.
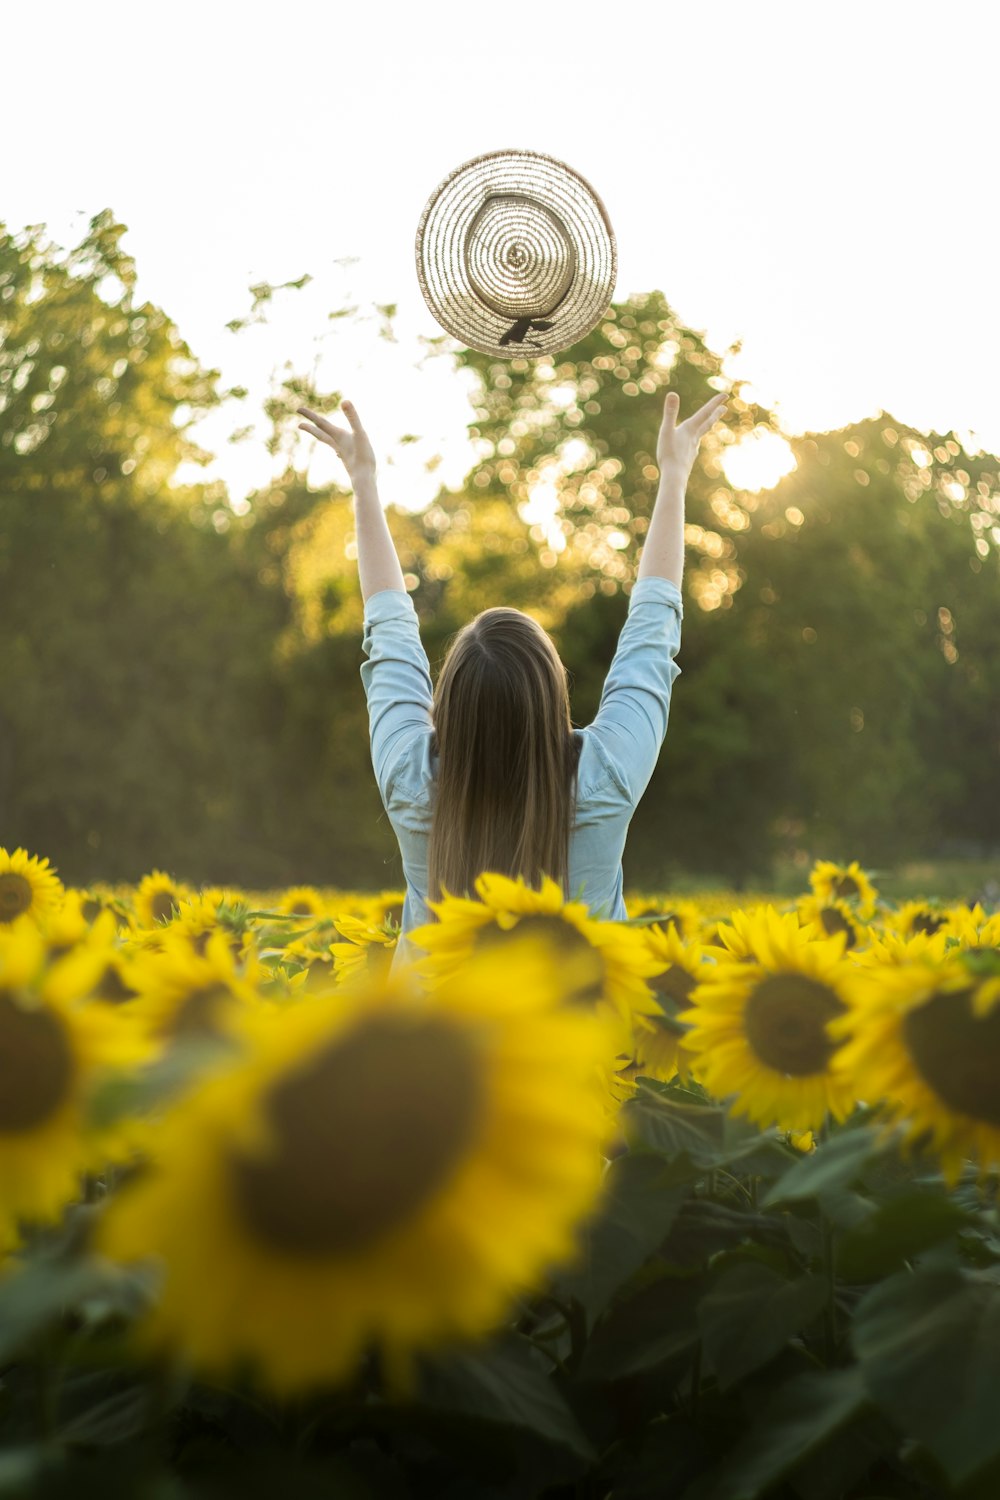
[817,1116,837,1364]
[689,1341,702,1419]
[34,1332,59,1446]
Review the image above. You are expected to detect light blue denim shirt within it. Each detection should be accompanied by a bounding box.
[360,575,683,973]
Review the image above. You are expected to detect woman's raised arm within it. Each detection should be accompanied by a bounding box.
[297,399,407,604]
[637,389,730,588]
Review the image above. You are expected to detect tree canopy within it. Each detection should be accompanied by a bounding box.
[2,212,997,888]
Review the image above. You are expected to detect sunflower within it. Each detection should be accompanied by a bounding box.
[795,894,867,952]
[76,885,134,932]
[808,859,879,920]
[92,936,615,1398]
[132,871,193,932]
[407,873,665,1053]
[328,916,398,986]
[274,886,328,919]
[363,890,406,931]
[121,927,273,1045]
[676,905,860,1133]
[131,890,257,967]
[702,903,821,964]
[938,903,1000,955]
[622,923,710,1086]
[624,894,702,940]
[0,917,156,1254]
[34,890,110,961]
[887,899,950,939]
[849,925,951,969]
[0,847,64,926]
[828,953,1000,1188]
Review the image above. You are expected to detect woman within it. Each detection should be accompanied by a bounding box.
[297,386,728,971]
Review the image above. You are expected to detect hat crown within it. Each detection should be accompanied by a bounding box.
[463,193,577,321]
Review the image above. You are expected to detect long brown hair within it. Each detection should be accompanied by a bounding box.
[426,607,581,906]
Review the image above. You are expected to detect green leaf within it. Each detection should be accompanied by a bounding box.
[85,1033,245,1130]
[621,1084,727,1168]
[554,1152,690,1325]
[835,1190,979,1280]
[760,1124,897,1207]
[579,1264,702,1381]
[681,1367,869,1500]
[601,1412,707,1500]
[417,1333,594,1461]
[698,1262,829,1390]
[0,1253,160,1364]
[851,1265,1000,1486]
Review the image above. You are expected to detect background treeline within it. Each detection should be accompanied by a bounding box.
[1,211,997,891]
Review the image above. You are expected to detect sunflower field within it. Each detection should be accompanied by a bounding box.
[1,847,999,1499]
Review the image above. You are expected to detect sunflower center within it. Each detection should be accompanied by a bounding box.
[0,874,33,923]
[149,889,176,925]
[911,912,945,935]
[832,875,860,899]
[650,965,697,1006]
[743,973,846,1076]
[477,914,604,1004]
[903,986,1000,1125]
[227,1016,483,1258]
[95,964,139,1004]
[819,907,856,949]
[167,984,233,1039]
[0,992,74,1130]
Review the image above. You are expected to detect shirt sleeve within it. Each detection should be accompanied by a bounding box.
[360,587,434,805]
[587,574,684,806]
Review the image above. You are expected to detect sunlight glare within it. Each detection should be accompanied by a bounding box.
[720,426,798,493]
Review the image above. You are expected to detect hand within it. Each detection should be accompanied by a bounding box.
[297,400,377,483]
[656,389,729,477]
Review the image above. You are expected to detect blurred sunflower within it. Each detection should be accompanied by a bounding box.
[35,890,113,961]
[808,859,878,919]
[123,927,272,1045]
[676,906,859,1133]
[0,848,64,927]
[624,894,702,940]
[795,894,867,952]
[887,899,950,939]
[92,937,614,1398]
[132,890,256,967]
[275,886,328,918]
[938,903,1000,955]
[702,903,820,964]
[850,926,950,969]
[408,873,665,1051]
[828,954,1000,1187]
[77,885,134,931]
[329,916,397,985]
[0,917,156,1253]
[133,871,193,931]
[622,923,709,1086]
[364,890,406,930]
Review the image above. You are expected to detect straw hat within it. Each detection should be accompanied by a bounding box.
[415,148,617,360]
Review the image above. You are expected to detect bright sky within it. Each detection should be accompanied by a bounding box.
[6,0,998,512]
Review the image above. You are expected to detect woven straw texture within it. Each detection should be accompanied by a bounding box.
[415,149,616,360]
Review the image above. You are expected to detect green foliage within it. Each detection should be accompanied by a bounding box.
[5,1063,1000,1496]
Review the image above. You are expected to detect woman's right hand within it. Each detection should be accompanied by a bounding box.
[656,389,729,477]
[297,400,377,484]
